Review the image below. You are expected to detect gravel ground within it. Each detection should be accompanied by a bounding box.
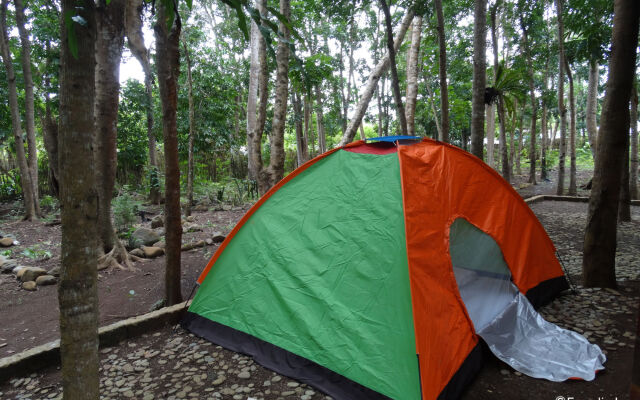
[1,201,638,400]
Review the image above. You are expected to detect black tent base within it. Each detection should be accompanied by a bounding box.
[181,311,391,400]
[182,276,569,400]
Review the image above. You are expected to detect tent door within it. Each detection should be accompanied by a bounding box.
[449,218,605,381]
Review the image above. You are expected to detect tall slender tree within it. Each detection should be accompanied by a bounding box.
[0,0,36,220]
[14,0,40,214]
[380,0,407,136]
[58,0,99,398]
[470,0,486,160]
[155,0,183,306]
[434,0,449,142]
[520,15,537,184]
[95,0,132,272]
[586,60,599,157]
[339,10,414,146]
[405,16,422,135]
[183,40,196,216]
[631,78,638,200]
[259,0,290,193]
[246,0,261,180]
[125,0,160,204]
[565,56,577,195]
[556,0,567,195]
[583,0,639,288]
[490,3,509,182]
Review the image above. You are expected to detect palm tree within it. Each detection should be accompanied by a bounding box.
[486,63,526,182]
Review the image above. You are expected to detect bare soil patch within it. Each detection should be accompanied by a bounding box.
[0,204,249,358]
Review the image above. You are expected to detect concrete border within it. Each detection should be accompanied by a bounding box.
[0,300,191,383]
[525,194,640,206]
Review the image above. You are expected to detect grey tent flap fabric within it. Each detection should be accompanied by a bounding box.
[478,291,606,381]
[450,218,606,382]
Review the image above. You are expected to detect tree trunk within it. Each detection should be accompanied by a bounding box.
[565,56,577,195]
[541,102,548,180]
[125,0,160,204]
[256,0,268,143]
[405,16,422,135]
[183,41,195,216]
[515,103,524,176]
[260,0,290,194]
[586,59,599,158]
[377,79,384,137]
[486,103,495,167]
[619,132,631,221]
[541,59,550,181]
[339,10,414,146]
[292,90,305,166]
[521,20,537,184]
[498,97,509,181]
[14,0,39,215]
[470,0,487,159]
[490,4,509,182]
[154,0,182,306]
[380,0,407,136]
[508,107,516,173]
[316,85,327,154]
[556,0,567,195]
[304,94,312,157]
[43,98,59,197]
[435,0,449,142]
[58,1,99,398]
[95,0,125,252]
[424,73,443,140]
[0,0,35,220]
[583,0,639,288]
[631,79,638,200]
[341,36,355,135]
[247,0,268,184]
[246,0,260,179]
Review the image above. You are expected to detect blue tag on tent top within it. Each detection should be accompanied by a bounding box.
[365,135,421,142]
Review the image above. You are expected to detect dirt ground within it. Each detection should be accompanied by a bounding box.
[0,166,638,400]
[0,203,249,358]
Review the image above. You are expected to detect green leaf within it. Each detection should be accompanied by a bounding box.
[185,0,193,10]
[160,0,175,29]
[265,6,303,44]
[234,3,249,41]
[64,10,78,59]
[217,0,250,40]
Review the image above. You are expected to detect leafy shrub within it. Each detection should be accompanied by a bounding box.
[40,195,59,212]
[21,245,52,261]
[112,192,140,233]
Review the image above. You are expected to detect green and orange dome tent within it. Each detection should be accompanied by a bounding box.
[182,137,595,399]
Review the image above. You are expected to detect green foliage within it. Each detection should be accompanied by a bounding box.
[193,178,257,206]
[112,192,141,233]
[117,80,149,185]
[0,169,20,200]
[576,142,594,168]
[147,165,162,193]
[40,195,58,212]
[20,245,52,261]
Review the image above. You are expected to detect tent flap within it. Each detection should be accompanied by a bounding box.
[478,292,606,382]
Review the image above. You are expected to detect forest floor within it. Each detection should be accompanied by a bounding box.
[0,165,639,400]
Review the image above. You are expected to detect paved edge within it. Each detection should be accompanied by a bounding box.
[0,300,192,383]
[525,195,640,206]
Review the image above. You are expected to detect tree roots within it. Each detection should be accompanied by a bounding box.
[98,239,143,271]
